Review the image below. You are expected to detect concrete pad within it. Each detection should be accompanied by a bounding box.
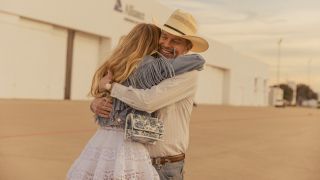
[1,99,320,180]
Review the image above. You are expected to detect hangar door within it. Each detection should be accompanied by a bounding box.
[0,13,67,99]
[195,65,229,104]
[71,32,111,100]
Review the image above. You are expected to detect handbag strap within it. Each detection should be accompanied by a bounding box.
[131,109,154,117]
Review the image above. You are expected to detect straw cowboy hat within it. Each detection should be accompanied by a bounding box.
[154,9,209,53]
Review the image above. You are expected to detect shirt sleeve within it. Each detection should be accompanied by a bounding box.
[110,70,199,113]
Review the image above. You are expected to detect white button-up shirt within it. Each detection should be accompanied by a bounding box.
[110,70,198,157]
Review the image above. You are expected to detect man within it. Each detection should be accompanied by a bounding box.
[91,9,209,180]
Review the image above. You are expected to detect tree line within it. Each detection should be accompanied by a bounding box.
[274,84,318,106]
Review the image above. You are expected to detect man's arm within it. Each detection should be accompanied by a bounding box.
[110,70,198,113]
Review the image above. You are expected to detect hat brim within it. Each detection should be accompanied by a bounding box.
[156,24,209,53]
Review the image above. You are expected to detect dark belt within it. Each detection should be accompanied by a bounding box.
[151,154,185,165]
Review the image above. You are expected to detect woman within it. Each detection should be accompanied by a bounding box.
[67,23,204,180]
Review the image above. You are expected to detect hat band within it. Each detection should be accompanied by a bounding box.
[164,24,185,35]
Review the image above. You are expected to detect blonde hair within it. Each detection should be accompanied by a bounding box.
[90,23,161,97]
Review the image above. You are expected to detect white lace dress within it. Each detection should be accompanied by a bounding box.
[67,127,159,180]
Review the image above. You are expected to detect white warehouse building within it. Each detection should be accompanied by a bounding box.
[0,0,269,106]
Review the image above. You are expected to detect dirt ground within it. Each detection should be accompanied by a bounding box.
[1,99,320,180]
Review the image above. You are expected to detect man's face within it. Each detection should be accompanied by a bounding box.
[158,31,191,59]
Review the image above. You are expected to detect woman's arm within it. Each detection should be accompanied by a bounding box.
[110,70,198,113]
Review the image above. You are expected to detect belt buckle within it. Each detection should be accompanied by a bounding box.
[154,157,162,170]
[154,157,161,165]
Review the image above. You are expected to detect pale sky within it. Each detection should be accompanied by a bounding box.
[158,0,320,92]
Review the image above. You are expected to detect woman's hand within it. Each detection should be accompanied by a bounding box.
[99,70,113,92]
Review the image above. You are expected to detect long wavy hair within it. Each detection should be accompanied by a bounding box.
[90,23,161,97]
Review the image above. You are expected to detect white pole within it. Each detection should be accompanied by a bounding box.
[277,38,282,85]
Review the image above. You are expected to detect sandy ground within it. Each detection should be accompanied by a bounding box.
[0,99,320,180]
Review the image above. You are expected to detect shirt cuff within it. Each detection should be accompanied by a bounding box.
[110,83,127,98]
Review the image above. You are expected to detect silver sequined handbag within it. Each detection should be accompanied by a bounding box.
[124,113,164,144]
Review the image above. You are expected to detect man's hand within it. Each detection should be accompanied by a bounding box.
[90,97,113,118]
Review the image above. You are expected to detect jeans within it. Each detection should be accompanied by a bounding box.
[154,160,185,180]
